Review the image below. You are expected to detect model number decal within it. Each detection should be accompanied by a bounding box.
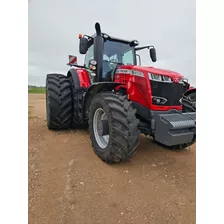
[115,69,132,74]
[116,69,144,77]
[132,70,144,77]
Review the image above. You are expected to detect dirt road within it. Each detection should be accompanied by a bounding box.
[28,94,196,224]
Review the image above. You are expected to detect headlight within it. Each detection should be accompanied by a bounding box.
[89,59,97,66]
[152,96,167,105]
[162,75,172,82]
[148,73,162,81]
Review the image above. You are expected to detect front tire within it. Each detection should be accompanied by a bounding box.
[88,92,140,164]
[46,74,72,130]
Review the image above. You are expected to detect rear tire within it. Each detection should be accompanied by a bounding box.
[46,74,72,130]
[88,92,140,164]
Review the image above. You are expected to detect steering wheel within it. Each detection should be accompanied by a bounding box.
[109,59,124,68]
[109,59,119,64]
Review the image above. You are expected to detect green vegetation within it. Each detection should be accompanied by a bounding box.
[28,87,46,94]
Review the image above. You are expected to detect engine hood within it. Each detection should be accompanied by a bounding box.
[118,65,183,82]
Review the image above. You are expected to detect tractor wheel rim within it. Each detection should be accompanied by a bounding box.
[93,108,109,149]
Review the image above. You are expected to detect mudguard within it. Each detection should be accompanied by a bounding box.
[67,68,81,88]
[83,82,122,118]
[67,68,91,89]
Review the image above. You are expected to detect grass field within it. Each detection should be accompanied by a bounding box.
[28,87,46,94]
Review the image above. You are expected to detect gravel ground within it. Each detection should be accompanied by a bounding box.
[28,94,196,224]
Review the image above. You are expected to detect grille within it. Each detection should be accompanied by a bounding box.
[150,80,187,106]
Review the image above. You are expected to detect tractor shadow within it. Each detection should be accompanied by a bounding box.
[112,134,194,170]
[49,127,194,171]
[49,127,89,135]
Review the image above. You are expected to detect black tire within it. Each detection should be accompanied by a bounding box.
[46,74,72,130]
[182,90,196,113]
[88,92,140,164]
[69,76,88,129]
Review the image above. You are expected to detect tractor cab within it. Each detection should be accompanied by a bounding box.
[82,38,137,82]
[78,25,156,83]
[79,33,139,82]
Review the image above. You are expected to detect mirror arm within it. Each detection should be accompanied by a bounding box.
[136,54,141,65]
[135,45,154,51]
[67,63,87,69]
[83,35,93,40]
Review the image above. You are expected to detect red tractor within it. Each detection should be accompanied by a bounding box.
[46,23,196,164]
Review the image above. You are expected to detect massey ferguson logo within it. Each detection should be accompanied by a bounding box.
[173,77,179,82]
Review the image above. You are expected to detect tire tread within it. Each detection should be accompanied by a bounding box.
[46,73,72,130]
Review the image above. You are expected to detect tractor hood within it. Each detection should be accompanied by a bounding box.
[118,65,183,82]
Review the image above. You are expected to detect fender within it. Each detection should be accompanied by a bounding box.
[67,68,81,88]
[83,82,122,118]
[184,87,196,97]
[67,68,91,88]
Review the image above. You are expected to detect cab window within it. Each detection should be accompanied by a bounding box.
[84,44,94,68]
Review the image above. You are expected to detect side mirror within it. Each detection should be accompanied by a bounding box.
[150,47,157,62]
[79,37,88,54]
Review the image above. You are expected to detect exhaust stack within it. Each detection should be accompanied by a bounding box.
[93,22,104,82]
[95,22,102,36]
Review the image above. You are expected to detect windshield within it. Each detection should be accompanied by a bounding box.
[102,40,135,81]
[103,40,135,65]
